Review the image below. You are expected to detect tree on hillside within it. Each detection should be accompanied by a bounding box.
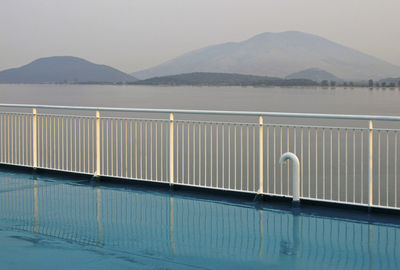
[398,81,400,88]
[330,81,336,87]
[321,80,329,87]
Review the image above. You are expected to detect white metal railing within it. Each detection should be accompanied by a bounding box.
[0,103,399,210]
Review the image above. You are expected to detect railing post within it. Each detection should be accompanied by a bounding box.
[32,108,37,168]
[368,120,373,207]
[258,116,263,194]
[95,110,101,177]
[169,113,174,186]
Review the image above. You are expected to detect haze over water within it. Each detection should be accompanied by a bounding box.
[1,84,400,116]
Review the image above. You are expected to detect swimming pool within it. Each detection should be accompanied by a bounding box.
[0,169,399,269]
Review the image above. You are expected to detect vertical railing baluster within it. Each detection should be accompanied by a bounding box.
[169,113,174,186]
[234,125,237,190]
[222,124,224,188]
[159,122,160,181]
[0,113,2,163]
[22,114,25,165]
[2,114,4,163]
[258,116,263,194]
[253,125,255,192]
[193,122,196,185]
[345,129,348,202]
[308,127,310,198]
[32,108,38,169]
[315,128,318,199]
[274,126,277,194]
[126,119,128,178]
[246,125,249,191]
[395,131,398,208]
[7,113,10,163]
[301,127,304,197]
[280,126,283,194]
[199,122,202,186]
[58,117,60,170]
[266,126,269,193]
[70,117,72,171]
[83,117,86,172]
[353,130,356,203]
[135,120,138,179]
[92,118,95,173]
[378,130,381,205]
[130,120,133,178]
[102,118,104,175]
[323,128,325,200]
[228,125,230,189]
[18,114,20,165]
[361,130,364,204]
[386,131,389,207]
[205,123,208,187]
[188,122,191,185]
[78,117,80,172]
[11,113,13,164]
[191,123,194,184]
[106,119,109,175]
[209,123,211,186]
[176,121,179,183]
[121,119,123,177]
[74,117,76,171]
[368,120,373,207]
[337,129,340,201]
[240,125,243,190]
[95,110,100,176]
[111,119,114,176]
[287,127,290,195]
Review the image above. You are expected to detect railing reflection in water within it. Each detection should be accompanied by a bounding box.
[0,171,398,269]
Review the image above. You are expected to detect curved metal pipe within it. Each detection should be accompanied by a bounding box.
[280,152,300,203]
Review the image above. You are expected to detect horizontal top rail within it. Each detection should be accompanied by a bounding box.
[1,103,400,121]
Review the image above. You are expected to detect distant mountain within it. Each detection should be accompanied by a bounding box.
[132,31,400,81]
[0,56,137,83]
[132,72,318,86]
[285,68,342,82]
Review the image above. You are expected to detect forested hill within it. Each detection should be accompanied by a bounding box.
[132,72,318,86]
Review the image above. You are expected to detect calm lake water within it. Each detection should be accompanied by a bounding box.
[0,84,400,115]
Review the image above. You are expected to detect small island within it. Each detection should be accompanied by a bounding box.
[130,72,318,86]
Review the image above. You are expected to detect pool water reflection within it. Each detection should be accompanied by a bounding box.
[0,169,399,269]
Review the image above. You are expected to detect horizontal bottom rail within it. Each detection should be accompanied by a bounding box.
[1,162,399,214]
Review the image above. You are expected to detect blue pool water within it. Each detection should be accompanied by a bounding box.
[0,169,399,269]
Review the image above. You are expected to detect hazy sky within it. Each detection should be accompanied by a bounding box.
[1,0,399,73]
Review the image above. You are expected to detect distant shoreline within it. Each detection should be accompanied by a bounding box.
[1,82,399,89]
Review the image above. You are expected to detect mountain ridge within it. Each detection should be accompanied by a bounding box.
[131,31,400,80]
[0,56,137,83]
